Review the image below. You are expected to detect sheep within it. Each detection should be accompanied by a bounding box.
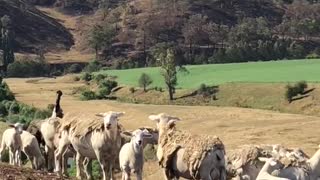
[227,144,310,180]
[119,129,153,180]
[55,111,125,180]
[0,123,24,166]
[270,145,320,180]
[26,90,71,173]
[149,113,226,180]
[20,130,45,170]
[256,157,290,180]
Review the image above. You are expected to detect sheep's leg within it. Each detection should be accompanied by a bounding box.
[84,158,92,180]
[55,132,69,174]
[0,138,6,162]
[75,152,85,180]
[136,170,142,180]
[9,149,14,165]
[62,149,70,177]
[46,146,55,172]
[163,168,173,180]
[96,151,108,180]
[15,150,21,167]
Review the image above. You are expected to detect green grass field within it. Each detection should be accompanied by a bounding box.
[98,59,320,89]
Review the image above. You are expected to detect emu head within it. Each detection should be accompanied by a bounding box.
[96,111,125,131]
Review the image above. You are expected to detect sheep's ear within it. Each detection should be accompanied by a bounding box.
[8,124,15,128]
[269,160,277,166]
[148,115,160,122]
[168,118,180,126]
[113,112,125,118]
[142,129,153,138]
[258,157,268,162]
[95,113,106,117]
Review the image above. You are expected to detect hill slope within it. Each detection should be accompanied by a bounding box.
[0,0,74,53]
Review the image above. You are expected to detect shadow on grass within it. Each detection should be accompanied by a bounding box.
[302,88,315,95]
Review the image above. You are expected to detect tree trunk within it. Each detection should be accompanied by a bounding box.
[168,86,174,101]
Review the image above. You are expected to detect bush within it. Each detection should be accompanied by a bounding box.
[67,64,82,73]
[80,90,96,100]
[296,81,307,94]
[0,103,8,117]
[139,73,152,92]
[73,76,80,81]
[197,83,217,97]
[97,88,110,99]
[0,82,15,101]
[94,74,107,83]
[81,72,93,82]
[99,80,118,93]
[7,59,50,77]
[84,61,101,73]
[306,53,320,59]
[285,81,308,102]
[50,70,63,76]
[9,101,20,114]
[129,87,135,93]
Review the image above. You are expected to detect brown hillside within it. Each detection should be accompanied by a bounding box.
[0,0,74,53]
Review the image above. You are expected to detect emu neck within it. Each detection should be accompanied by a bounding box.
[309,149,320,175]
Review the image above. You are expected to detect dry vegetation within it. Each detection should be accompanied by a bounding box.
[37,7,95,63]
[2,76,320,179]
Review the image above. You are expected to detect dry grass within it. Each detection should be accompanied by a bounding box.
[4,77,320,179]
[33,7,94,63]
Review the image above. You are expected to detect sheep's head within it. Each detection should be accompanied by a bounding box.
[9,123,24,134]
[149,113,181,130]
[131,129,153,147]
[96,111,125,130]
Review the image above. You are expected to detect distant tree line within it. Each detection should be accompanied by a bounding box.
[87,0,320,69]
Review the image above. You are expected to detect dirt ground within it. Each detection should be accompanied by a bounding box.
[4,76,320,179]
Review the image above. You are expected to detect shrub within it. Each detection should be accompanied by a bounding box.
[84,61,101,73]
[80,90,96,100]
[97,88,110,99]
[73,76,80,81]
[129,87,135,93]
[0,103,8,117]
[7,60,50,77]
[51,70,63,76]
[94,74,107,83]
[9,101,20,114]
[99,80,118,93]
[306,53,320,59]
[139,73,152,92]
[296,81,307,94]
[81,72,93,82]
[67,64,82,73]
[285,85,295,103]
[197,83,217,97]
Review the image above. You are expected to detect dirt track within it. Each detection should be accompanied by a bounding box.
[4,76,320,179]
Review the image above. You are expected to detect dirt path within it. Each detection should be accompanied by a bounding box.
[4,76,320,179]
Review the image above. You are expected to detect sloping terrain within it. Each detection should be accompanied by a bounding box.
[0,0,74,53]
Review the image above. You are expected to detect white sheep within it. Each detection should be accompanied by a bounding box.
[0,123,24,166]
[149,113,226,180]
[55,111,124,180]
[256,157,290,180]
[20,130,45,170]
[119,129,153,180]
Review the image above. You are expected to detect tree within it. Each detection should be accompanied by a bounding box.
[156,48,177,100]
[89,24,116,59]
[139,73,152,92]
[1,15,15,75]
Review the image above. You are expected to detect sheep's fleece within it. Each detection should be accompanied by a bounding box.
[159,127,224,178]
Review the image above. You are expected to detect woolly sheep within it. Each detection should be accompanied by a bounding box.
[256,157,290,180]
[149,113,226,180]
[55,111,124,180]
[0,123,24,166]
[119,129,153,180]
[20,130,45,170]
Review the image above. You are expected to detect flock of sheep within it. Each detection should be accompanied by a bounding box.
[0,91,320,180]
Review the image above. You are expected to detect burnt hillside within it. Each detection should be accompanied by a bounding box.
[0,0,74,53]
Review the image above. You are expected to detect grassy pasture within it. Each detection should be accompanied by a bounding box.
[99,59,320,89]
